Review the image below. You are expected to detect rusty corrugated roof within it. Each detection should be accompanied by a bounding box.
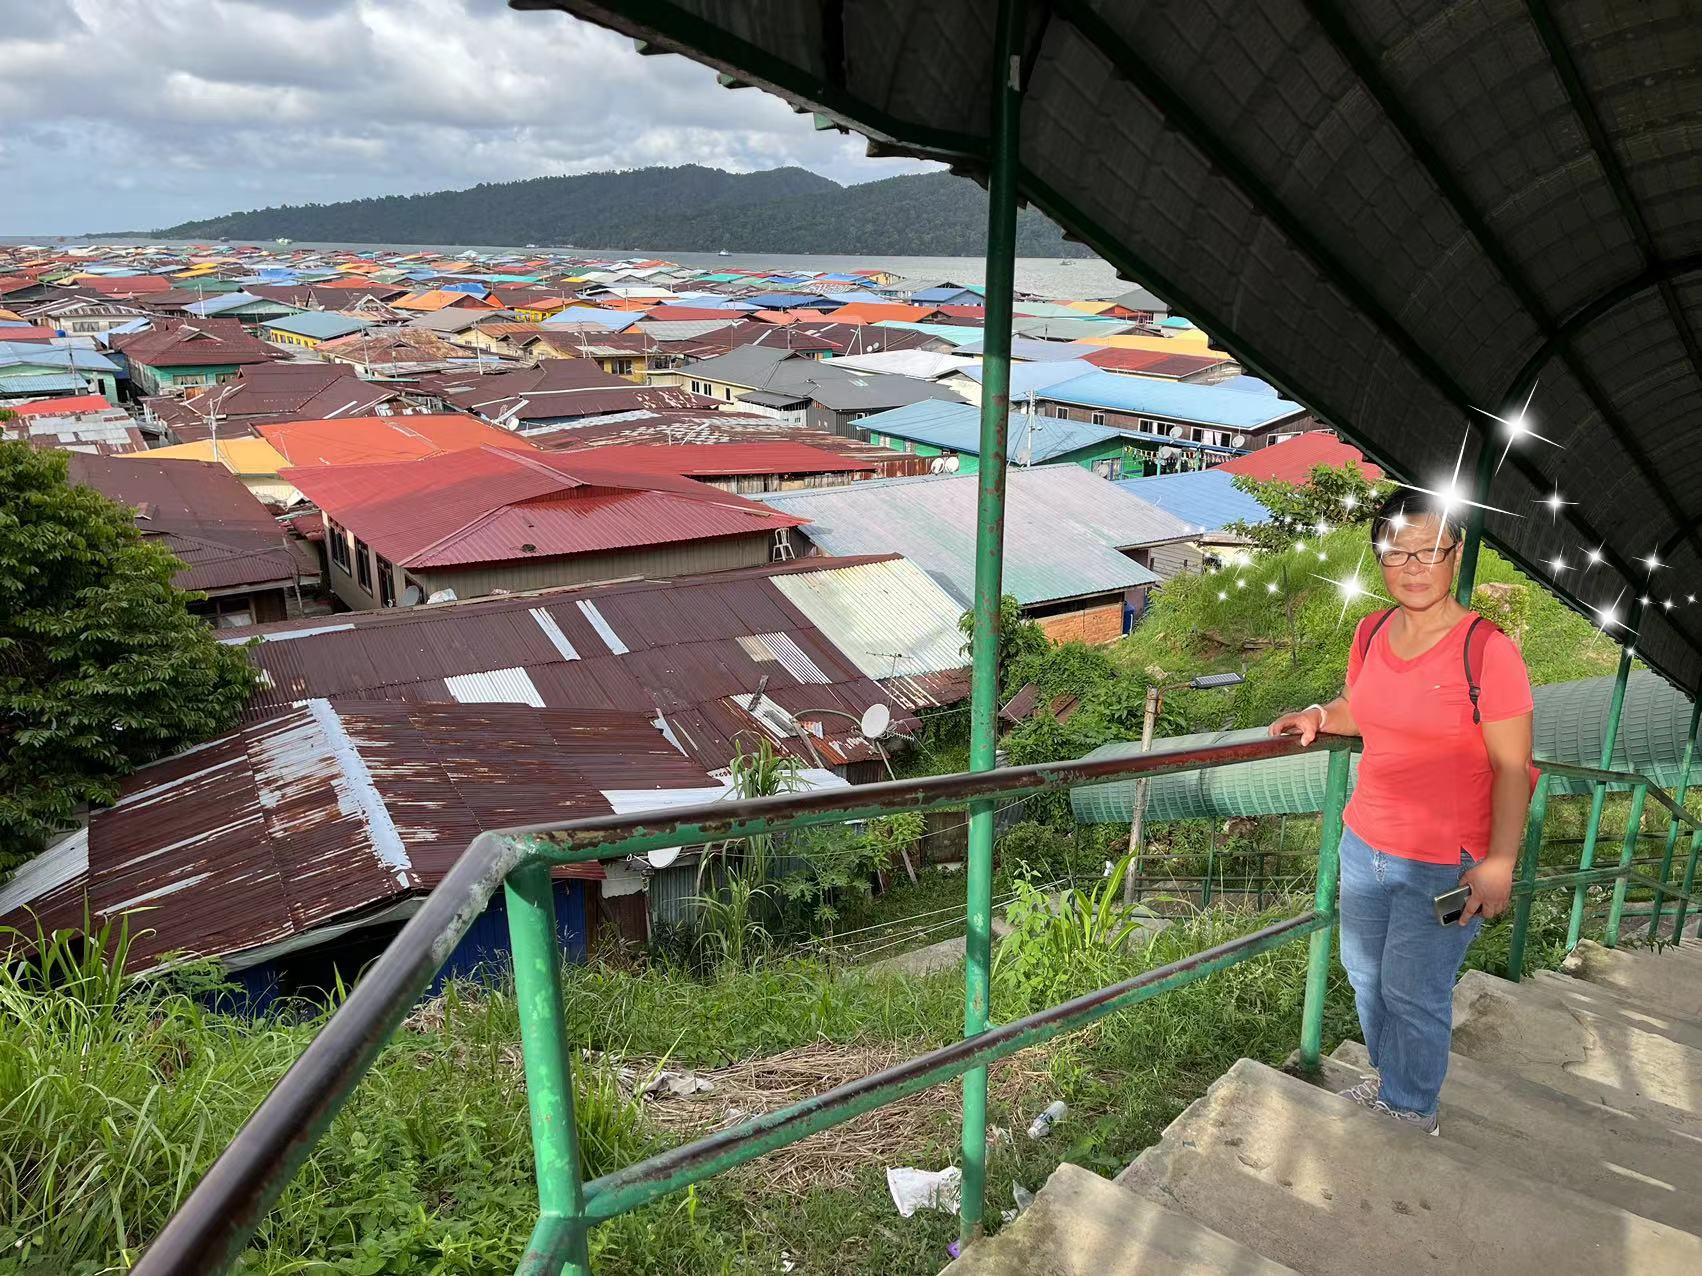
[0,701,713,972]
[234,556,971,770]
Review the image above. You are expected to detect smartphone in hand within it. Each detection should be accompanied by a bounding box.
[1433,884,1472,926]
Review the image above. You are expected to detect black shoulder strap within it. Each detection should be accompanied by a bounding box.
[1462,615,1503,725]
[1358,607,1397,660]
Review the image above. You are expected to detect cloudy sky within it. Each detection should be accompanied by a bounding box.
[0,0,939,235]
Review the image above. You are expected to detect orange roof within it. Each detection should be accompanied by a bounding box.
[392,289,501,312]
[255,414,539,467]
[830,302,936,325]
[752,309,807,325]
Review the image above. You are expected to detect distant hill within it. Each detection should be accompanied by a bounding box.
[140,165,1097,257]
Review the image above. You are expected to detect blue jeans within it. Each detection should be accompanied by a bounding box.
[1337,825,1482,1117]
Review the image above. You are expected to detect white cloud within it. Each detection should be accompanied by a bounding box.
[0,0,939,233]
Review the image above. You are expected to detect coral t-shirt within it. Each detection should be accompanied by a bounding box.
[1344,610,1534,864]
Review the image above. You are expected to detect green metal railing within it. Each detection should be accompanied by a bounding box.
[129,731,1702,1275]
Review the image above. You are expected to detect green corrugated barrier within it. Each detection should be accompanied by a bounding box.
[1072,670,1695,823]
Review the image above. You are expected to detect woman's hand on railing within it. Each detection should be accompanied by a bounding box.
[1269,708,1323,747]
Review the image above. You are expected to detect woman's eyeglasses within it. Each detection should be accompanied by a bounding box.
[1378,543,1459,567]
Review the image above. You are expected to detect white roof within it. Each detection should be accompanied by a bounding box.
[826,350,980,381]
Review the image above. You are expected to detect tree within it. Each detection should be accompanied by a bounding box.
[958,593,1050,696]
[0,442,257,868]
[1222,461,1393,552]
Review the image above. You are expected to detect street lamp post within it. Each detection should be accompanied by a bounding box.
[1122,671,1246,904]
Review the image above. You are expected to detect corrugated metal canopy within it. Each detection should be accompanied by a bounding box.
[520,0,1702,695]
[1072,671,1698,823]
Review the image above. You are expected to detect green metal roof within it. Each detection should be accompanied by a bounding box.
[1072,672,1697,824]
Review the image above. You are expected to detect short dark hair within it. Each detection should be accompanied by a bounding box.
[1369,485,1466,548]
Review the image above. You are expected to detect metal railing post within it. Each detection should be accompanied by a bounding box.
[959,0,1023,1248]
[1604,784,1649,949]
[1298,747,1352,1069]
[1673,828,1702,944]
[506,859,592,1276]
[1649,695,1702,938]
[1453,442,1496,605]
[1569,615,1640,949]
[1506,771,1551,981]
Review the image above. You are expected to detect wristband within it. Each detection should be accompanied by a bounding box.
[1304,703,1328,731]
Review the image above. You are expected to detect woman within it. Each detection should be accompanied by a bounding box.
[1269,487,1534,1133]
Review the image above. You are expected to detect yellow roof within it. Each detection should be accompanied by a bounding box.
[1066,300,1115,314]
[1074,330,1222,355]
[124,437,290,478]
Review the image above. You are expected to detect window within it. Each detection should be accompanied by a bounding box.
[607,358,634,376]
[355,538,373,594]
[328,520,351,571]
[690,380,701,393]
[1054,406,1070,419]
[213,603,255,629]
[377,555,396,607]
[724,387,733,400]
[1090,411,1105,425]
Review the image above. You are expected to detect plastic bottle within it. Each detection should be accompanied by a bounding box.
[1026,1100,1068,1139]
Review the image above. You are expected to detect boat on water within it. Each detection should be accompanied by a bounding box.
[718,249,731,256]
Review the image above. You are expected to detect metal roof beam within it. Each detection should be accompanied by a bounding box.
[1300,0,1702,632]
[1524,0,1702,399]
[1047,0,1669,622]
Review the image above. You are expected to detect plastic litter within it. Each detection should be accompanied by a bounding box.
[886,1165,963,1218]
[1000,1181,1035,1224]
[1027,1100,1068,1139]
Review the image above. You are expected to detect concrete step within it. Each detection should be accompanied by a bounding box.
[1116,1058,1702,1275]
[1451,969,1702,1130]
[1318,1040,1702,1235]
[1523,969,1702,1047]
[940,1162,1297,1276]
[1118,1057,1702,1271]
[1561,939,1702,1022]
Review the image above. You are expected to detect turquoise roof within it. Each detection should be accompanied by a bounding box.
[871,321,986,347]
[262,312,372,340]
[863,399,1125,463]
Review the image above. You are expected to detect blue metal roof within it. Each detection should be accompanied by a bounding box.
[0,344,119,373]
[1216,374,1280,396]
[185,292,263,317]
[1037,370,1306,430]
[1114,469,1269,533]
[743,292,825,309]
[964,359,1100,398]
[262,312,372,340]
[0,373,87,395]
[910,286,984,303]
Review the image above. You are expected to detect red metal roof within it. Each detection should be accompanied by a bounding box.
[530,441,869,477]
[65,453,300,592]
[257,414,539,467]
[1079,346,1231,378]
[0,324,57,341]
[0,701,713,972]
[111,318,276,369]
[280,445,805,568]
[1216,431,1385,484]
[7,393,114,416]
[233,556,966,771]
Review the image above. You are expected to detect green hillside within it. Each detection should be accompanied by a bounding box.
[140,165,1096,256]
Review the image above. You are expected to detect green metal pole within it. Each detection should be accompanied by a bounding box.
[1568,611,1640,950]
[1299,748,1352,1070]
[959,0,1022,1248]
[1672,828,1702,945]
[1452,442,1497,605]
[1648,696,1702,938]
[1505,771,1550,982]
[1604,783,1649,948]
[506,861,591,1276]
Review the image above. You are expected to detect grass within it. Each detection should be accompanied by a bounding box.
[0,884,1586,1276]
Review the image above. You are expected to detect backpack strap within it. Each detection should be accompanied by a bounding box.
[1357,607,1397,661]
[1462,614,1504,725]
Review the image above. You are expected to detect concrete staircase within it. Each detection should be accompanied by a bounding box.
[942,940,1702,1274]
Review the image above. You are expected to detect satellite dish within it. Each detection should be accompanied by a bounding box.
[929,456,945,474]
[943,455,961,473]
[1168,425,1185,439]
[399,584,422,607]
[646,846,681,869]
[860,703,893,739]
[1231,434,1247,448]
